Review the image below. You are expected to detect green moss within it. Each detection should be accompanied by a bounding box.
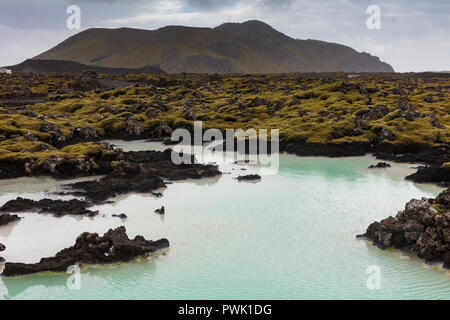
[0,139,113,160]
[0,72,448,163]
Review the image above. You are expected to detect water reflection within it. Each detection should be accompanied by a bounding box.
[0,256,163,300]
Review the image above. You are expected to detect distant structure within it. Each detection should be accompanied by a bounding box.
[0,67,12,74]
[347,74,360,79]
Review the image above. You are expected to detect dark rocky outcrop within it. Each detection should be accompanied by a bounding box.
[358,188,450,268]
[0,198,98,217]
[67,149,221,203]
[282,140,370,157]
[368,162,391,169]
[0,242,4,263]
[112,213,128,219]
[155,206,165,215]
[406,165,450,187]
[0,142,116,180]
[2,226,169,276]
[69,176,166,204]
[237,174,262,181]
[0,213,21,226]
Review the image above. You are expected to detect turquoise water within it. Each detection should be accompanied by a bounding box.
[0,141,449,300]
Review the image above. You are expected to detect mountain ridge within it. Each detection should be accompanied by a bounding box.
[7,59,165,74]
[34,20,394,74]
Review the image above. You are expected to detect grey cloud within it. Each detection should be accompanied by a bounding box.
[0,0,448,71]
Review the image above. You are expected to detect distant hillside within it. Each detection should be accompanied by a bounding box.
[9,59,165,74]
[34,20,394,74]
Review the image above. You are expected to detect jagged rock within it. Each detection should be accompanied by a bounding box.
[125,116,145,136]
[74,126,98,139]
[398,93,409,111]
[40,122,68,144]
[356,106,389,120]
[354,118,371,133]
[430,114,445,129]
[404,219,425,232]
[112,213,127,219]
[146,108,161,119]
[0,213,21,226]
[0,243,4,262]
[155,206,165,215]
[403,106,423,121]
[42,155,64,174]
[149,123,173,139]
[67,150,221,203]
[435,189,450,207]
[111,160,141,177]
[75,157,99,173]
[183,107,195,120]
[368,162,391,169]
[24,160,39,175]
[0,197,98,217]
[406,165,450,187]
[149,99,168,111]
[2,226,169,276]
[360,188,450,268]
[237,174,262,181]
[374,127,395,141]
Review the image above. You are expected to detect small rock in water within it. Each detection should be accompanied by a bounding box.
[234,160,251,164]
[2,226,170,276]
[237,174,262,181]
[0,213,21,227]
[152,192,163,198]
[112,213,128,219]
[368,162,391,169]
[155,206,165,215]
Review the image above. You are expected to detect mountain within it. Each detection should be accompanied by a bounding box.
[8,59,165,74]
[34,20,394,73]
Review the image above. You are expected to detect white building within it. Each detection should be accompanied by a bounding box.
[0,68,12,74]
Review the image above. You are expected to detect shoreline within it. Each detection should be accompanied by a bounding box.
[0,145,444,272]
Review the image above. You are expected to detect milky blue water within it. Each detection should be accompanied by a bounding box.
[0,140,448,300]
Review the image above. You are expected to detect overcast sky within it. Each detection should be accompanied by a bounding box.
[1,0,449,72]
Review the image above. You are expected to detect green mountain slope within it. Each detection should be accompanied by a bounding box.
[35,20,394,73]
